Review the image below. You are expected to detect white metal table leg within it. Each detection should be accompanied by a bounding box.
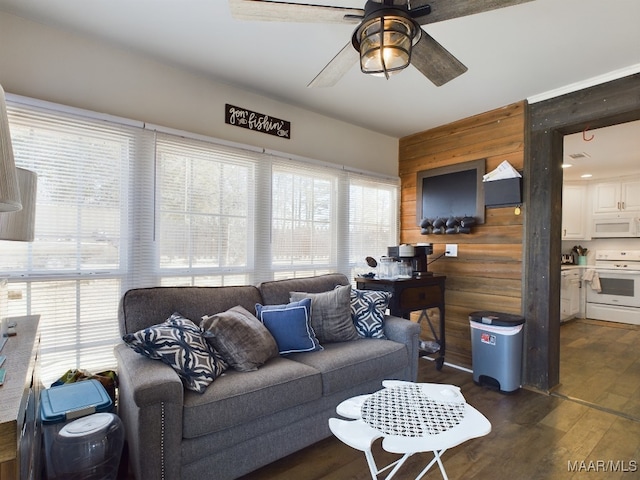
[363,449,379,480]
[414,449,448,480]
[364,451,410,480]
[380,453,412,480]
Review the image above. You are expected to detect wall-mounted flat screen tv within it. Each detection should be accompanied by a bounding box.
[416,159,485,225]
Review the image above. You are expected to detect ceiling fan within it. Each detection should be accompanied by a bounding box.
[229,0,534,87]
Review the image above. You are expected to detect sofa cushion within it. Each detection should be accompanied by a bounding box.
[182,356,322,438]
[122,312,227,393]
[350,288,391,339]
[286,339,408,395]
[290,285,359,343]
[200,306,279,372]
[258,273,350,306]
[119,285,263,335]
[255,298,323,354]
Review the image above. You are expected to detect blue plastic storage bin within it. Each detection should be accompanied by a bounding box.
[41,379,112,424]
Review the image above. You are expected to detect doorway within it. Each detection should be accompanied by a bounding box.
[523,72,640,393]
[556,120,640,420]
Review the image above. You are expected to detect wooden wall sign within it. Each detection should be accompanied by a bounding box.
[225,104,291,139]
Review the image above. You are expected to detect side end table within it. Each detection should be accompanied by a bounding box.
[355,275,446,370]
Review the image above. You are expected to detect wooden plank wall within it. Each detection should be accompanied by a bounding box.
[399,102,526,368]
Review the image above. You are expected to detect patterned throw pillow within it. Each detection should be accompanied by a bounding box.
[255,298,323,354]
[200,306,279,372]
[123,312,227,393]
[350,289,391,339]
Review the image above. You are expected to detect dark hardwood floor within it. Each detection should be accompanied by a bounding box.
[120,318,640,479]
[555,318,640,421]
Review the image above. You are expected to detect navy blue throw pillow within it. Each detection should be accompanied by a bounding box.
[255,298,323,354]
[123,312,227,393]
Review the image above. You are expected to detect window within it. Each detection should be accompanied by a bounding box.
[271,160,336,276]
[155,133,258,286]
[0,101,148,383]
[348,175,399,274]
[0,97,398,385]
[268,161,400,280]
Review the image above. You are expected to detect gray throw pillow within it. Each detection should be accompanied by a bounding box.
[290,285,359,343]
[200,306,279,372]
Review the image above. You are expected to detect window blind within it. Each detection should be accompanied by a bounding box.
[1,97,399,385]
[1,101,153,384]
[348,172,400,273]
[269,157,337,279]
[154,132,259,286]
[265,157,399,281]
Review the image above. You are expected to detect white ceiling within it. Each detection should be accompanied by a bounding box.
[563,120,640,181]
[1,0,639,177]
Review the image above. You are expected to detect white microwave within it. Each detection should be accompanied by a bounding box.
[591,214,639,238]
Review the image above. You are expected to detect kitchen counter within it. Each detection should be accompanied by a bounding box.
[562,265,640,274]
[561,265,592,271]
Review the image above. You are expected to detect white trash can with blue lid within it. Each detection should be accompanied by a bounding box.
[40,379,124,479]
[469,311,525,394]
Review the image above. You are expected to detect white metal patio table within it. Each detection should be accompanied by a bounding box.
[329,380,491,480]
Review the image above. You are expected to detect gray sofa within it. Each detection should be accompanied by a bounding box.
[114,273,420,480]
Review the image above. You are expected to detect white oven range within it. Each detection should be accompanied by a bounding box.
[585,250,640,325]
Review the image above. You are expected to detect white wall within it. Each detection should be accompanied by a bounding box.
[562,238,639,265]
[0,12,398,177]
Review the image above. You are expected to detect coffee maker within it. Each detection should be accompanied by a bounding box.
[387,243,433,278]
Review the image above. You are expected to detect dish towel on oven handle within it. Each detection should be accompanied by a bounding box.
[583,269,601,293]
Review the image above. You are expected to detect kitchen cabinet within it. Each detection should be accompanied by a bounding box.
[562,183,588,239]
[593,178,640,214]
[560,269,581,322]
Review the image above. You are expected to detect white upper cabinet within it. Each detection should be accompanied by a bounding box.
[562,183,588,239]
[593,182,620,213]
[593,178,640,214]
[621,180,640,211]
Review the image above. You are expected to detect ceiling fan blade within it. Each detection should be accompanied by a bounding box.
[308,43,359,88]
[229,0,364,24]
[410,0,534,25]
[410,31,468,86]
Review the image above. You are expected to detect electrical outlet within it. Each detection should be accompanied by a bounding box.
[445,244,458,257]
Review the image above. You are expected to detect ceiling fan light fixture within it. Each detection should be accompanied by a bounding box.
[356,13,416,78]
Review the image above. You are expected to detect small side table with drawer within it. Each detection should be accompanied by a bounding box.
[355,276,446,370]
